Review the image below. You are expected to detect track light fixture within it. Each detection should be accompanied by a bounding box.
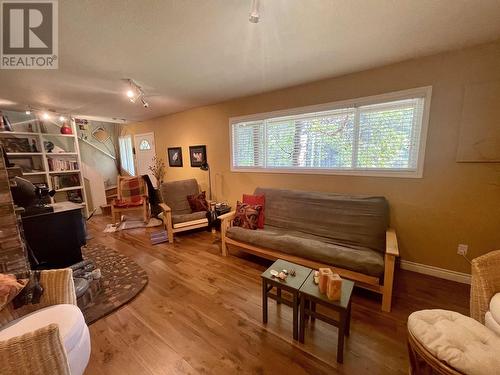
[125,79,149,108]
[249,0,260,23]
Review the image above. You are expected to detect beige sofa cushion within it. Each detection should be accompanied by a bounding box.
[408,309,500,375]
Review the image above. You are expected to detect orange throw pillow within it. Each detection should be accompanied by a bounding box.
[0,274,27,311]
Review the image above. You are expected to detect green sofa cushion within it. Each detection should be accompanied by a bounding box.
[226,225,385,277]
[254,187,389,253]
[160,178,199,215]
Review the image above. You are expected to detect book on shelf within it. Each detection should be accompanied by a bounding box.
[48,158,79,171]
[51,174,80,190]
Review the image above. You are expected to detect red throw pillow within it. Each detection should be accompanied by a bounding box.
[187,191,209,212]
[243,194,265,228]
[233,202,262,230]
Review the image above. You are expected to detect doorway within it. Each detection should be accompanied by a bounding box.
[133,132,156,182]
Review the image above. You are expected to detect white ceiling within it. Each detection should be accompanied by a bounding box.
[1,0,500,122]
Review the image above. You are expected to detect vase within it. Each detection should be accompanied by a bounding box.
[60,122,72,134]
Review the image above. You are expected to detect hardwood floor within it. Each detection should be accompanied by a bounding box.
[84,215,469,375]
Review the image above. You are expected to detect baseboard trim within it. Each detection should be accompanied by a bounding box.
[399,260,471,284]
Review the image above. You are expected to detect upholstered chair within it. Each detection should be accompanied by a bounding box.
[0,269,90,375]
[159,178,209,243]
[111,175,149,223]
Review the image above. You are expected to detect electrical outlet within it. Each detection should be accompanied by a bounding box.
[457,244,468,256]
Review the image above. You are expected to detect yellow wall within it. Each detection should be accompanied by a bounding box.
[126,41,500,274]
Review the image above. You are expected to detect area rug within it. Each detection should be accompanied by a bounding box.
[81,243,148,324]
[103,217,163,232]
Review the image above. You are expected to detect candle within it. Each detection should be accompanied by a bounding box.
[318,268,333,293]
[326,274,342,301]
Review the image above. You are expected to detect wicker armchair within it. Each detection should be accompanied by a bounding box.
[470,250,500,324]
[0,269,80,375]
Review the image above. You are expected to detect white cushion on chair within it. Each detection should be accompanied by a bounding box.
[484,293,500,336]
[489,293,500,324]
[0,304,90,375]
[485,311,500,336]
[408,309,500,375]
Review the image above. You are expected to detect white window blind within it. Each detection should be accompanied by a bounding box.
[119,135,135,176]
[231,88,430,177]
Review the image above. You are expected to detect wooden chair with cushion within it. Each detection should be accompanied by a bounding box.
[158,178,209,243]
[470,249,500,334]
[0,269,91,375]
[111,175,149,223]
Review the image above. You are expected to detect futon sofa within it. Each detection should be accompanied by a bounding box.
[220,188,399,312]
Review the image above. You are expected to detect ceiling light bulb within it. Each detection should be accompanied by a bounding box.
[25,109,31,115]
[249,0,259,23]
[43,112,50,120]
[126,90,134,98]
[59,115,65,122]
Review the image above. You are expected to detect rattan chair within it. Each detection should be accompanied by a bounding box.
[0,269,84,375]
[407,329,463,375]
[470,249,500,324]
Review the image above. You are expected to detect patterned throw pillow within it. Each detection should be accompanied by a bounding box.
[0,274,27,311]
[187,191,209,212]
[233,201,263,230]
[242,194,265,229]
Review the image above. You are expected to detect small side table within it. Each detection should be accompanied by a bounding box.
[299,273,354,363]
[261,259,312,340]
[207,205,232,232]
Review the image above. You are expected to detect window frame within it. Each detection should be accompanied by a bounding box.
[229,86,432,178]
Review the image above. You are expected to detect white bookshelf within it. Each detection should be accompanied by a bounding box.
[0,113,88,216]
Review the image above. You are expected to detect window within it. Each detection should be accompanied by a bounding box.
[139,139,151,150]
[230,87,431,177]
[119,135,135,176]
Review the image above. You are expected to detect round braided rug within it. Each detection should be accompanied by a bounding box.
[81,243,148,324]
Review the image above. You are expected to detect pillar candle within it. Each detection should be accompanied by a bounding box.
[318,268,333,294]
[326,273,342,301]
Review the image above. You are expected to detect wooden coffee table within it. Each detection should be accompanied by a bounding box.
[261,259,312,340]
[299,272,354,363]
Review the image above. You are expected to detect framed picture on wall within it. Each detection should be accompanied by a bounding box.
[189,145,206,167]
[167,147,183,167]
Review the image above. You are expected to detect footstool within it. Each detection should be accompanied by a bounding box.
[407,309,500,375]
[298,272,354,363]
[261,259,312,340]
